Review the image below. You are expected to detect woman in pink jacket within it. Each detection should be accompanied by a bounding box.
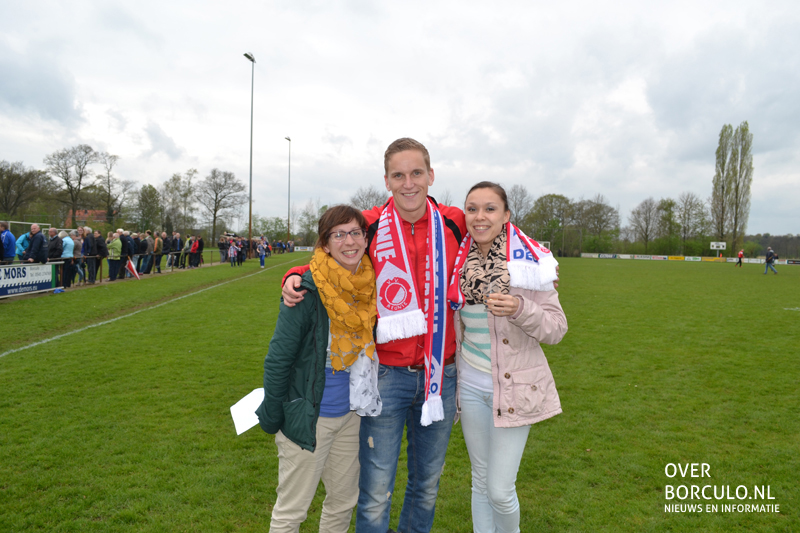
[448,181,568,533]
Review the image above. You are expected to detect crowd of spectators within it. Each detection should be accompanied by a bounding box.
[2,222,292,292]
[2,222,296,291]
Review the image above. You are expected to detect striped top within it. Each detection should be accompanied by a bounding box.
[460,304,492,374]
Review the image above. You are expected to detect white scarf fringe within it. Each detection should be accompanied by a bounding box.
[375,309,427,344]
[420,395,444,427]
[508,254,558,292]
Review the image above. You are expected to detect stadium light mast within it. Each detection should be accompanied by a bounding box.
[244,52,255,255]
[285,136,291,243]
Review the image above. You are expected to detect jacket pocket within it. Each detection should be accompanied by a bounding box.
[280,398,316,448]
[510,368,546,416]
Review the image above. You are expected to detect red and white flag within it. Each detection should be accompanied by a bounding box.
[126,258,141,280]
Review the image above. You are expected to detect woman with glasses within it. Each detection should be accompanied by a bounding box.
[448,182,567,533]
[256,205,381,533]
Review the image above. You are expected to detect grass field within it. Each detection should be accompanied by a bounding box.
[1,256,797,532]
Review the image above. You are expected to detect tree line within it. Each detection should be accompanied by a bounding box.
[3,121,789,255]
[1,145,248,242]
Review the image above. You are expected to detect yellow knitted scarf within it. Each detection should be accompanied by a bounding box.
[310,247,377,371]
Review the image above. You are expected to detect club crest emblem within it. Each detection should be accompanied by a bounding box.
[380,277,412,312]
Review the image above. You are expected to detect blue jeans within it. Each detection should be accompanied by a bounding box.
[108,259,120,281]
[765,262,777,274]
[356,363,457,533]
[459,382,531,533]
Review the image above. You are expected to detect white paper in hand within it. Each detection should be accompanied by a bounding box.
[230,388,265,435]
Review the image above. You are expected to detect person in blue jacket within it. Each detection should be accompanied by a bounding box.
[15,231,30,261]
[0,221,15,264]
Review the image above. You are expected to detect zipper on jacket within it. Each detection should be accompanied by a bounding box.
[312,299,318,408]
[411,223,414,235]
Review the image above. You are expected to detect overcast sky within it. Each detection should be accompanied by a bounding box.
[1,0,798,235]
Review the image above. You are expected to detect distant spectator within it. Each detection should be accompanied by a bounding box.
[257,240,267,268]
[218,236,228,263]
[46,227,63,286]
[22,223,46,263]
[83,226,98,284]
[180,236,192,268]
[153,232,164,274]
[94,230,109,275]
[172,232,183,267]
[16,231,30,261]
[0,221,15,264]
[47,227,63,261]
[189,236,200,269]
[143,230,155,274]
[736,249,744,268]
[237,238,245,265]
[160,232,171,271]
[60,230,74,289]
[196,235,204,267]
[107,232,122,281]
[132,233,142,272]
[764,247,778,275]
[228,239,239,267]
[73,229,85,283]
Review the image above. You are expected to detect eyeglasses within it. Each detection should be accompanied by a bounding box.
[329,229,365,242]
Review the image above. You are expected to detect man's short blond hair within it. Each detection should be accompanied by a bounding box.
[383,138,431,174]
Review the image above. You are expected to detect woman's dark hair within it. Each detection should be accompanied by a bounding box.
[315,205,367,249]
[465,181,509,212]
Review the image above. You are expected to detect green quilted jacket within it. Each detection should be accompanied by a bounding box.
[256,271,329,451]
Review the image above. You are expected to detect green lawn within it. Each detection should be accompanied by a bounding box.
[1,257,797,532]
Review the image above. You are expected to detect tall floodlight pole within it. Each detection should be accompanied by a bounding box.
[285,136,291,243]
[244,52,255,256]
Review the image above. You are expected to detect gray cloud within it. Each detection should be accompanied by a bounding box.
[144,121,183,160]
[0,42,83,125]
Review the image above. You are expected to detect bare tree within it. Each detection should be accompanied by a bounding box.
[137,184,162,232]
[195,169,246,241]
[676,192,707,253]
[629,197,659,253]
[0,161,50,219]
[507,184,533,227]
[710,124,734,243]
[160,169,198,234]
[95,152,136,227]
[727,121,754,252]
[525,193,571,247]
[349,185,388,211]
[297,198,325,245]
[586,194,618,237]
[437,188,454,207]
[44,144,99,222]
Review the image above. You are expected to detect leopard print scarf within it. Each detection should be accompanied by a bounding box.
[459,226,510,306]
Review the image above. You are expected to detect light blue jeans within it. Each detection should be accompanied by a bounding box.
[459,382,531,533]
[356,363,457,533]
[765,262,777,274]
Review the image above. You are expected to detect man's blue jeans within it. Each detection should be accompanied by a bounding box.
[356,363,457,533]
[765,262,777,274]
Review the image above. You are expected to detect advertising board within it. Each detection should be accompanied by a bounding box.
[668,256,684,261]
[651,255,668,260]
[685,257,701,261]
[598,254,616,259]
[634,255,651,260]
[0,264,55,298]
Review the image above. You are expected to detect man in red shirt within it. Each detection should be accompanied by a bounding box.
[282,138,465,533]
[737,249,744,267]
